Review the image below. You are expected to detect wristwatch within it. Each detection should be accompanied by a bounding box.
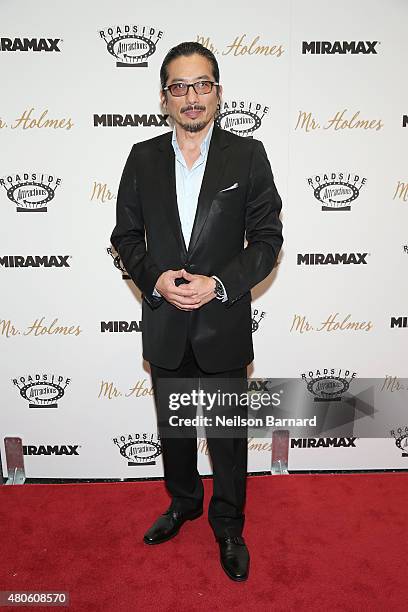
[213,277,225,300]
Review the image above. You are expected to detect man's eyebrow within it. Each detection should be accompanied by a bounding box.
[168,74,213,83]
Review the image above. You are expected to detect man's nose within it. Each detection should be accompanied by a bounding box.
[185,84,200,105]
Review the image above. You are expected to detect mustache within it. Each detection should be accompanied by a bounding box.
[181,105,206,113]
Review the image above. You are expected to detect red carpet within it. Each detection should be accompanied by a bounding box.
[0,474,407,611]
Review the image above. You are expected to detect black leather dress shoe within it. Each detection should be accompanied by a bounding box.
[143,507,203,545]
[217,536,250,581]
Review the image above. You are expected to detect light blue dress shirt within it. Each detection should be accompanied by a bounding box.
[153,123,227,302]
[173,121,213,250]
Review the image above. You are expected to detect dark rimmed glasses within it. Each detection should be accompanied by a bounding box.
[163,80,219,97]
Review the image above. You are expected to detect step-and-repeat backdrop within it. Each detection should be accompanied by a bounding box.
[1,0,407,478]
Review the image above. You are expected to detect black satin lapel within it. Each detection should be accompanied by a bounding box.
[187,131,227,257]
[160,142,188,259]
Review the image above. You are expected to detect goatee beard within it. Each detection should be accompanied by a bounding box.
[181,120,208,133]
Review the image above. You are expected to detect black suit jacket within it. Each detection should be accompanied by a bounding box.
[110,125,283,372]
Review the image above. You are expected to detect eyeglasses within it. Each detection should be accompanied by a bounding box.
[163,80,219,97]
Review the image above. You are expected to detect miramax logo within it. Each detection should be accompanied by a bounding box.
[390,316,408,329]
[101,321,142,333]
[0,37,62,52]
[307,172,367,211]
[302,41,379,55]
[0,255,70,268]
[23,444,80,456]
[1,172,62,212]
[99,24,163,67]
[291,437,357,448]
[297,252,369,265]
[93,113,168,127]
[216,100,269,137]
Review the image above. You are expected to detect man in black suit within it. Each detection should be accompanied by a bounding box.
[110,41,283,581]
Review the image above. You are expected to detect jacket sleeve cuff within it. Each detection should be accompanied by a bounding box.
[211,275,228,303]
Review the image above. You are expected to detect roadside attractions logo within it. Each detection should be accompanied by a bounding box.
[390,426,408,457]
[113,433,162,465]
[99,24,164,67]
[301,369,357,402]
[216,101,269,137]
[0,172,62,212]
[251,308,266,333]
[107,246,129,279]
[12,373,71,408]
[307,172,367,210]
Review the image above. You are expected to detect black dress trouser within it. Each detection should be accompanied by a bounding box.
[149,336,248,539]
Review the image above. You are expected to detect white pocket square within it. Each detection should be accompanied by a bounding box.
[220,182,238,192]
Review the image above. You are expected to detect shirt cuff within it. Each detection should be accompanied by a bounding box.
[211,275,228,302]
[152,286,161,298]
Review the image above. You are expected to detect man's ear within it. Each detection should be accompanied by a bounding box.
[216,84,223,111]
[160,90,167,109]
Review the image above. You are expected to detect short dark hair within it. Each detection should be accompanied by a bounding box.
[160,41,220,90]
